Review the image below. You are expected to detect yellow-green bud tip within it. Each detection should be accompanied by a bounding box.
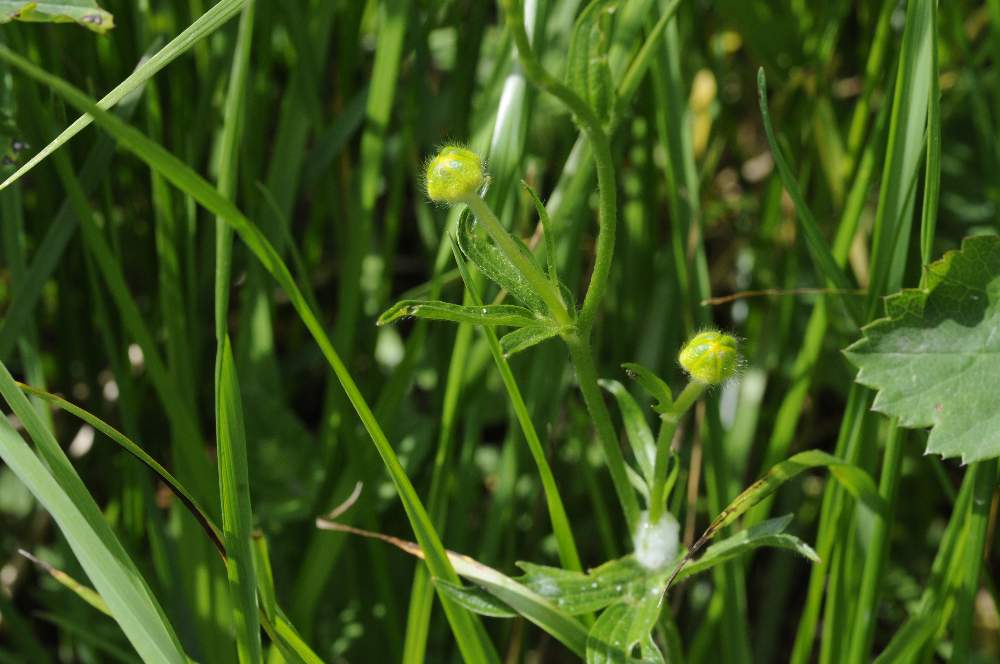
[425,145,485,204]
[678,331,740,385]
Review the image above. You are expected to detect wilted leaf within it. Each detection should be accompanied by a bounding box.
[846,235,1000,462]
[0,1,114,33]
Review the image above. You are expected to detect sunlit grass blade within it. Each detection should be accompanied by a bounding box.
[0,0,246,190]
[0,364,188,663]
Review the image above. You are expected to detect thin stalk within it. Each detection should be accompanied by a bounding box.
[648,382,705,524]
[565,333,641,532]
[497,0,616,334]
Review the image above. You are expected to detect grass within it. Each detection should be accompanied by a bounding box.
[0,0,998,662]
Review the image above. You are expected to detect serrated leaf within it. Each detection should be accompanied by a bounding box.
[434,580,518,618]
[457,212,548,313]
[621,363,673,414]
[377,299,542,328]
[499,324,560,357]
[0,1,114,33]
[598,379,656,486]
[845,235,1000,462]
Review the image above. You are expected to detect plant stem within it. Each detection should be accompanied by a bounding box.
[497,0,617,335]
[648,381,706,523]
[565,333,641,532]
[461,193,572,327]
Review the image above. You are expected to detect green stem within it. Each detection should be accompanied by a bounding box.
[498,0,617,335]
[951,460,997,660]
[565,333,641,532]
[648,381,706,523]
[461,194,572,327]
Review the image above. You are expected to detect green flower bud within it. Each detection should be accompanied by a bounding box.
[678,331,740,385]
[424,145,486,204]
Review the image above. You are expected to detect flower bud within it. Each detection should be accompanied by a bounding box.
[424,145,486,204]
[678,330,740,385]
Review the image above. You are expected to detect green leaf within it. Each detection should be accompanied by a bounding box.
[457,209,547,312]
[598,379,657,486]
[0,366,187,663]
[517,557,652,615]
[0,0,246,190]
[586,597,665,664]
[845,234,1000,462]
[677,515,818,580]
[0,1,113,33]
[521,180,559,286]
[216,336,263,664]
[377,299,542,328]
[499,324,560,357]
[434,580,518,618]
[319,521,588,656]
[621,363,673,414]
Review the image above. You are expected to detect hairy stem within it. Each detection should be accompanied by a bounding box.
[565,333,641,532]
[498,0,617,334]
[648,381,706,524]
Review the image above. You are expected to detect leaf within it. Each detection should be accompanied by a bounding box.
[216,336,263,663]
[621,363,672,414]
[0,0,246,190]
[521,180,559,286]
[317,520,588,656]
[0,366,188,663]
[457,210,547,312]
[845,235,1000,462]
[516,557,652,615]
[499,324,560,357]
[434,580,518,618]
[586,598,665,664]
[676,515,818,580]
[598,379,657,486]
[565,1,616,106]
[0,1,113,33]
[377,299,542,328]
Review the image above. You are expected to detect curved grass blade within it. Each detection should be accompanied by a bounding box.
[0,368,187,663]
[0,45,497,664]
[0,0,246,190]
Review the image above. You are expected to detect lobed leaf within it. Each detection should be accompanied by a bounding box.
[621,362,673,414]
[457,206,548,313]
[845,234,1000,462]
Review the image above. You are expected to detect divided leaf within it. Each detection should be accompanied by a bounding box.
[0,1,114,33]
[845,235,1000,462]
[457,211,547,313]
[377,299,542,328]
[621,362,673,414]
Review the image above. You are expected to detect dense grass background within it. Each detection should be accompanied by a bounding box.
[0,0,998,662]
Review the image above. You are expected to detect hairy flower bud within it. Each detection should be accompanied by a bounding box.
[678,331,740,385]
[424,145,486,204]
